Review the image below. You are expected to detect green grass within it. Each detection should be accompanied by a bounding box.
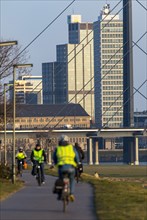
[84,176,147,220]
[0,179,24,201]
[45,165,147,220]
[83,164,147,178]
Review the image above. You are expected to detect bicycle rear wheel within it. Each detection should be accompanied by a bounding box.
[76,168,79,183]
[37,168,42,186]
[63,197,68,212]
[18,162,23,177]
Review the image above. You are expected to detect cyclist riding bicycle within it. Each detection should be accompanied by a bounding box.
[15,147,27,173]
[74,142,85,177]
[53,135,79,201]
[30,143,47,184]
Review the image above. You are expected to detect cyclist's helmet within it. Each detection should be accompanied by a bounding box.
[19,147,23,152]
[58,135,69,146]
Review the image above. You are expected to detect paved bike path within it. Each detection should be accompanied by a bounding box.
[0,171,97,220]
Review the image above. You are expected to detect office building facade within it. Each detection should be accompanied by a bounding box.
[9,76,42,104]
[56,42,94,119]
[42,15,94,119]
[42,62,67,104]
[93,4,123,127]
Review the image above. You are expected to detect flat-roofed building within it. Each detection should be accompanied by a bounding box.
[9,75,42,104]
[0,103,90,150]
[2,103,90,129]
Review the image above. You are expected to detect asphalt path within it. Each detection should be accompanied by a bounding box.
[0,171,97,220]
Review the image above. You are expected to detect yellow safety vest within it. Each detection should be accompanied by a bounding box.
[33,149,44,163]
[56,145,77,167]
[16,152,26,160]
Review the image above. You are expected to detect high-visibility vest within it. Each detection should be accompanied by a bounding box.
[56,145,77,167]
[16,152,26,160]
[33,149,44,163]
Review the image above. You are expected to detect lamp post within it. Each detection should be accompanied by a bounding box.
[4,83,13,165]
[12,63,33,184]
[0,41,18,47]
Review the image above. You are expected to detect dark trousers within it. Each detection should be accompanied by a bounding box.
[32,162,45,182]
[17,159,25,170]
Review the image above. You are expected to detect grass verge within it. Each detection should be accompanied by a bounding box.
[83,174,147,220]
[45,165,147,220]
[0,178,24,201]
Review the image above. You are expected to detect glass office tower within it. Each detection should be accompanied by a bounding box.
[93,4,123,127]
[42,62,66,104]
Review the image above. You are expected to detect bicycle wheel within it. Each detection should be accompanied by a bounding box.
[63,197,67,212]
[76,168,79,183]
[37,168,42,186]
[18,162,23,177]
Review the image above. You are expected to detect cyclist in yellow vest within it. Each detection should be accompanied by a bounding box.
[30,143,47,184]
[53,135,79,201]
[15,147,27,172]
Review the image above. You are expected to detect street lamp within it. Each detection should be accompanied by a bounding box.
[0,41,18,47]
[12,63,33,184]
[4,83,13,165]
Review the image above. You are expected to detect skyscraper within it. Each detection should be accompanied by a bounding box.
[93,4,123,127]
[42,62,66,104]
[67,15,93,45]
[42,15,94,119]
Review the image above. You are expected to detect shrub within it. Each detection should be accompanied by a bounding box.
[0,163,12,179]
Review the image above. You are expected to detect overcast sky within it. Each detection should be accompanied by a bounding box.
[1,0,147,111]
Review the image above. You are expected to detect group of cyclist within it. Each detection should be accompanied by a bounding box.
[15,134,85,202]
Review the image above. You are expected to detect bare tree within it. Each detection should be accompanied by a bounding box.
[0,39,31,104]
[0,40,30,81]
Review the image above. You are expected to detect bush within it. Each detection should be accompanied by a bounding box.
[0,163,12,179]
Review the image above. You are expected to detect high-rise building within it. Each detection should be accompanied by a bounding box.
[93,4,123,127]
[42,62,66,104]
[67,15,93,45]
[9,76,42,104]
[42,15,94,119]
[56,42,94,119]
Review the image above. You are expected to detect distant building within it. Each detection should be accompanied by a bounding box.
[9,76,42,104]
[42,15,94,120]
[67,14,93,44]
[134,111,147,128]
[0,103,90,150]
[93,4,123,127]
[42,62,67,104]
[2,103,90,129]
[134,111,147,148]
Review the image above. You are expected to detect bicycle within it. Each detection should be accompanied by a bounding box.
[75,162,83,183]
[62,172,70,212]
[17,160,23,177]
[34,161,42,186]
[53,172,70,212]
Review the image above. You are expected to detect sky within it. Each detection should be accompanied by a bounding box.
[1,0,147,112]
